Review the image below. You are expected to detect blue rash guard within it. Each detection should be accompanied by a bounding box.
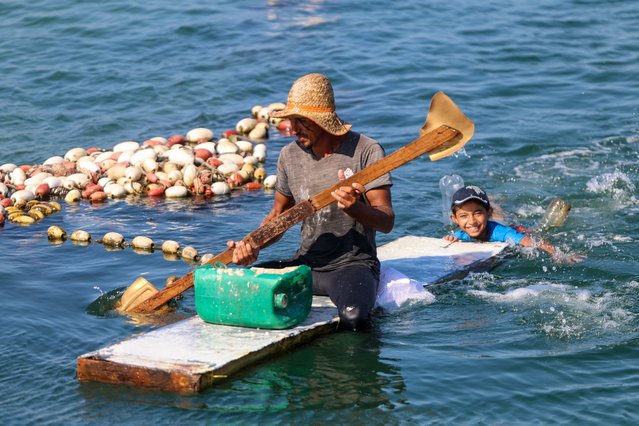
[452,221,526,244]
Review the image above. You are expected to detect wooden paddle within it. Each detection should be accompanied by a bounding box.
[130,92,474,313]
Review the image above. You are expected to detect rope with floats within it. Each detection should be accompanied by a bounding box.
[47,225,215,264]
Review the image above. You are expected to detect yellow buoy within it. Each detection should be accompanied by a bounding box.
[161,240,180,254]
[70,230,91,242]
[11,214,36,225]
[47,225,66,240]
[181,246,199,261]
[65,190,81,203]
[28,209,45,221]
[48,201,62,212]
[131,236,154,250]
[100,232,125,247]
[32,204,53,216]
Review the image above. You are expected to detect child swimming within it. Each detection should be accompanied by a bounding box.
[443,185,585,264]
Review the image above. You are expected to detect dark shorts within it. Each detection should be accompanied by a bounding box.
[255,259,378,331]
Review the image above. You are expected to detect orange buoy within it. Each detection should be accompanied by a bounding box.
[167,134,185,147]
[34,183,50,199]
[194,149,212,161]
[222,129,238,138]
[89,191,107,203]
[244,182,262,191]
[147,185,165,197]
[207,157,223,168]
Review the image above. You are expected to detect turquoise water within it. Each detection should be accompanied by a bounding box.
[1,0,639,424]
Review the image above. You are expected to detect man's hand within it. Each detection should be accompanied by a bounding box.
[226,240,259,266]
[331,169,364,211]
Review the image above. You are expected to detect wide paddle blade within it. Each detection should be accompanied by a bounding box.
[129,92,474,313]
[420,92,474,161]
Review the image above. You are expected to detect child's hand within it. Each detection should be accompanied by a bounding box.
[443,235,459,242]
[551,252,587,264]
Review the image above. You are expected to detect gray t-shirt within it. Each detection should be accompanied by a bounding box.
[276,131,392,274]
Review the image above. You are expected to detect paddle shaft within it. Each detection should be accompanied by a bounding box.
[132,124,461,312]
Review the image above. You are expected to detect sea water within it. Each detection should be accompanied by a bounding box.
[1,0,638,424]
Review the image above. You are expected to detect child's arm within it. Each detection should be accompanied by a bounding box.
[520,236,586,264]
[520,236,555,254]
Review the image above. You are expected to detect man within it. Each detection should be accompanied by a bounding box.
[228,73,394,331]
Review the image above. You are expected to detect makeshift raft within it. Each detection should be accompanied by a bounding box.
[77,236,507,393]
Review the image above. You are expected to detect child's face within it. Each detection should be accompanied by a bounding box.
[451,201,492,240]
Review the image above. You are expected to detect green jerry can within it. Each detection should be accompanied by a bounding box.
[194,264,313,329]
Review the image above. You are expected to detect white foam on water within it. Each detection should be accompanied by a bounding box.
[586,171,636,200]
[468,282,574,303]
[536,148,594,160]
[513,147,599,180]
[611,235,633,242]
[460,271,499,290]
[583,169,639,213]
[469,280,635,339]
[513,204,545,219]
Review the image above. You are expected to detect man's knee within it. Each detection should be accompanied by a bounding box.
[338,304,372,331]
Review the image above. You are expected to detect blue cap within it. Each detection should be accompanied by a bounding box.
[451,185,490,210]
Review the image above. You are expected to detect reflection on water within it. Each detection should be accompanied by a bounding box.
[75,328,407,422]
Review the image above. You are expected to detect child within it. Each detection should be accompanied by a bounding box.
[443,185,585,263]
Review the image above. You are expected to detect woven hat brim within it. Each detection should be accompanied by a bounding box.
[271,108,352,136]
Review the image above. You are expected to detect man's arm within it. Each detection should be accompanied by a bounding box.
[227,191,295,265]
[332,179,395,233]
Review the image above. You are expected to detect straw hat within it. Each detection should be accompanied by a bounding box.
[271,73,352,136]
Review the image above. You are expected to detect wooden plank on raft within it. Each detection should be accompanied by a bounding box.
[77,236,507,393]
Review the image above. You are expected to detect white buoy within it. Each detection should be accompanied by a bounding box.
[264,175,277,189]
[248,122,269,140]
[217,163,239,175]
[10,168,26,185]
[94,151,114,163]
[167,149,195,167]
[219,153,244,167]
[194,142,216,155]
[165,185,188,198]
[66,173,91,189]
[212,181,231,195]
[186,128,214,142]
[43,176,62,189]
[113,141,140,152]
[236,117,257,135]
[43,156,64,166]
[130,148,157,166]
[216,139,239,155]
[64,147,87,162]
[11,189,35,203]
[0,163,17,173]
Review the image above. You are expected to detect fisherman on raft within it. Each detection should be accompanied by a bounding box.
[228,73,395,331]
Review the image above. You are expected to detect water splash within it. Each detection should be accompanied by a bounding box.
[452,146,470,159]
[468,281,636,340]
[586,171,637,203]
